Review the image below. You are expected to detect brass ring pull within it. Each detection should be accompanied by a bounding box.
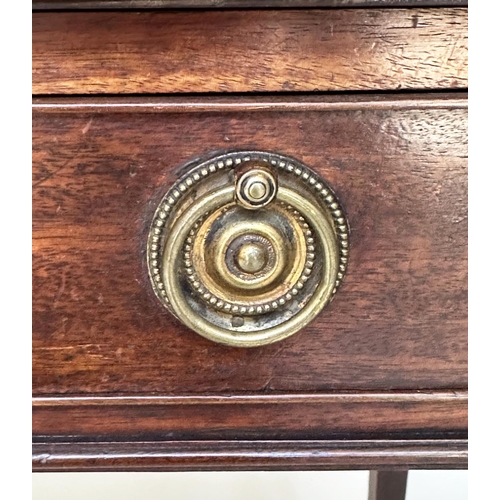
[147,151,349,347]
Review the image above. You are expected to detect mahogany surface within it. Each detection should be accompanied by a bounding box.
[32,2,468,472]
[33,94,467,398]
[32,9,468,95]
[32,95,467,470]
[32,439,467,472]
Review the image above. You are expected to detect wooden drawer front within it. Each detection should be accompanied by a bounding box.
[33,94,467,396]
[32,9,468,95]
[33,94,467,469]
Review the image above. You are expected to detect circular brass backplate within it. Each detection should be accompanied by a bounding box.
[147,151,349,347]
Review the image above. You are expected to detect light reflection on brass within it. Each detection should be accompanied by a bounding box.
[235,242,268,273]
[235,168,277,209]
[147,151,349,347]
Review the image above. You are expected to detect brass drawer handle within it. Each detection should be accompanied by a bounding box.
[147,151,349,347]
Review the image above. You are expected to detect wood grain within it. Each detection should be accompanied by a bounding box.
[32,94,468,396]
[32,9,468,95]
[32,0,469,10]
[32,392,467,441]
[33,439,467,471]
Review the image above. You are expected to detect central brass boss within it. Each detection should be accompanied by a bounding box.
[147,151,349,347]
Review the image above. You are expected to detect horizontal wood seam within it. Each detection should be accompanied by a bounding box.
[33,390,468,406]
[32,95,468,113]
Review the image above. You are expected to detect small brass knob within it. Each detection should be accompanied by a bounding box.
[147,151,349,347]
[236,243,267,273]
[235,169,277,209]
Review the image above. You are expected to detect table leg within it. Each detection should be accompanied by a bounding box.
[368,470,409,500]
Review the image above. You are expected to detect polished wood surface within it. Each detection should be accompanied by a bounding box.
[32,0,468,471]
[32,9,468,95]
[32,439,467,472]
[33,94,467,399]
[32,392,467,440]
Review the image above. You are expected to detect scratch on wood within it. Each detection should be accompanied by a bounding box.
[82,119,93,135]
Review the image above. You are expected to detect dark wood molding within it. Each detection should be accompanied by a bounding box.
[33,392,467,441]
[33,1,469,10]
[32,439,468,471]
[32,9,468,95]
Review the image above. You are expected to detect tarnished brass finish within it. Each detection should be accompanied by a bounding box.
[235,168,277,209]
[147,151,349,347]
